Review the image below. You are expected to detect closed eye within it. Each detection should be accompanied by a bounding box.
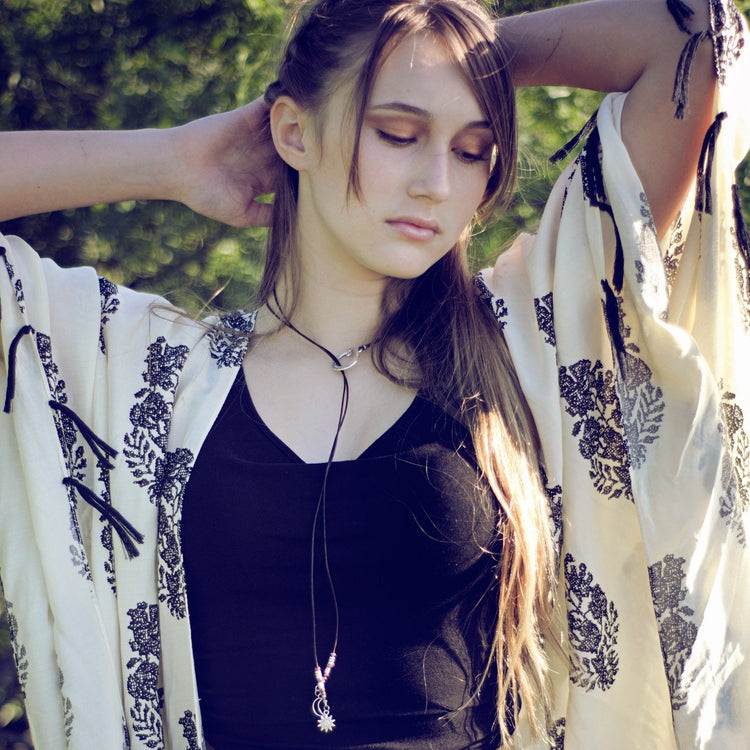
[454,149,489,164]
[376,129,417,146]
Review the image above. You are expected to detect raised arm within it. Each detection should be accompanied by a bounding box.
[0,97,278,227]
[501,0,717,236]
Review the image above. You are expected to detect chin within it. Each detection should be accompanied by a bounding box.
[375,251,450,281]
[378,266,436,282]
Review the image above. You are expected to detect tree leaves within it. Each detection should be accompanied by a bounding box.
[1,0,747,309]
[0,0,283,311]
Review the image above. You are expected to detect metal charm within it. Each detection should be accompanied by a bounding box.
[332,343,371,372]
[312,683,336,733]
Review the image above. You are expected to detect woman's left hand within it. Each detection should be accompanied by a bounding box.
[169,95,280,227]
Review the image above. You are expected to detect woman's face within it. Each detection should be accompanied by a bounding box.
[295,31,495,287]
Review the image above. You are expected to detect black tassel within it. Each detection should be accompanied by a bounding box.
[579,127,626,298]
[580,127,606,206]
[708,0,727,37]
[672,31,709,120]
[732,183,750,266]
[602,280,627,365]
[612,220,625,294]
[667,0,695,34]
[578,130,626,294]
[62,477,144,559]
[48,400,118,470]
[550,109,599,164]
[3,324,34,413]
[696,112,727,214]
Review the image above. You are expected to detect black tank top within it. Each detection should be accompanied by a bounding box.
[182,372,501,749]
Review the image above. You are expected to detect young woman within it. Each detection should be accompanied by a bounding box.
[1,1,748,748]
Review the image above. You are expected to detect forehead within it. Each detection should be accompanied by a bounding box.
[368,32,485,124]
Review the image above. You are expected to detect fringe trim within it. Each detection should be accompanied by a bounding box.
[579,128,628,364]
[0,291,136,555]
[3,325,34,413]
[667,0,696,34]
[579,129,625,295]
[549,109,599,164]
[668,0,746,117]
[48,400,118,470]
[580,127,606,205]
[672,30,709,120]
[696,112,727,214]
[602,280,627,368]
[62,477,144,559]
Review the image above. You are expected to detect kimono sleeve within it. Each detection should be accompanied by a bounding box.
[0,233,158,749]
[480,7,750,749]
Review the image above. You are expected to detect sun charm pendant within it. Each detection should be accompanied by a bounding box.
[312,657,337,732]
[317,712,336,733]
[312,681,336,733]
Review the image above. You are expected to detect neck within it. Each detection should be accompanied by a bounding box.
[268,267,387,354]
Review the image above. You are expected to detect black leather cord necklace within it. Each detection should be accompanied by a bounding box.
[268,292,372,732]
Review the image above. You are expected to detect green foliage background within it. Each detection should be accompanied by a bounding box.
[1,0,748,745]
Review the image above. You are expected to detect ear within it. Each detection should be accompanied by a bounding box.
[270,96,313,172]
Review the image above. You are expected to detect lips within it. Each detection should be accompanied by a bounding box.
[386,217,440,241]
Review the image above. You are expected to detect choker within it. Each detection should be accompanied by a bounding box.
[268,294,372,733]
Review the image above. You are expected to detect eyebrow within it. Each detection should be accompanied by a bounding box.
[367,101,490,130]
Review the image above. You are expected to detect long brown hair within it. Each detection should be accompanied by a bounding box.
[261,0,557,743]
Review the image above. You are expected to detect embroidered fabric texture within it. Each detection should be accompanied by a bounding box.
[0,3,749,748]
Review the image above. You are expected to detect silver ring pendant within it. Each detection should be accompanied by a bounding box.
[332,347,360,372]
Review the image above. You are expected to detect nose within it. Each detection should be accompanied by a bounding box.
[407,149,451,203]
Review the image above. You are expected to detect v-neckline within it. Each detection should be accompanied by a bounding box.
[237,372,421,465]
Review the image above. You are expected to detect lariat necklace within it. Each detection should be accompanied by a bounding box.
[268,292,372,733]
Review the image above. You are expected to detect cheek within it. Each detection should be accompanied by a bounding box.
[356,141,406,197]
[458,170,491,215]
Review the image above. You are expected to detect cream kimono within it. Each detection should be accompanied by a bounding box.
[1,2,749,748]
